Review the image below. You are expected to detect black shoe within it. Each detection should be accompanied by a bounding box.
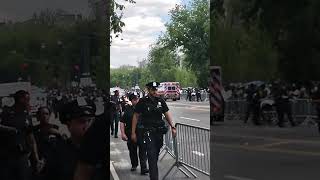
[141,169,149,175]
[278,124,285,128]
[114,135,118,138]
[131,166,137,171]
[111,132,114,136]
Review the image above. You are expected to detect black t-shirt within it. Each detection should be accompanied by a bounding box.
[120,105,134,134]
[134,96,169,127]
[33,124,60,160]
[111,95,121,112]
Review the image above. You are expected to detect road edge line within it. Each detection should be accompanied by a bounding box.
[110,161,120,180]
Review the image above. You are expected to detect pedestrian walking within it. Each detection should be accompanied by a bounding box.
[110,90,122,138]
[131,82,177,180]
[120,92,148,174]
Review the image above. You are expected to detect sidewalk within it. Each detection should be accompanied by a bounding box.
[110,135,210,180]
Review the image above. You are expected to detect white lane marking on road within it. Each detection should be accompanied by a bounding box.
[224,175,255,180]
[173,106,210,111]
[110,161,120,180]
[180,117,201,122]
[192,151,205,157]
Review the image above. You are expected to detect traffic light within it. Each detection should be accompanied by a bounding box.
[20,63,29,70]
[74,64,80,72]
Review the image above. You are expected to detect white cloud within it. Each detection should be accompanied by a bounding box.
[111,0,181,67]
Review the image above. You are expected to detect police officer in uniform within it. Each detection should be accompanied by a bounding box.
[44,98,97,180]
[73,98,110,180]
[120,92,148,174]
[274,84,296,127]
[0,90,42,180]
[244,84,256,123]
[111,90,122,138]
[187,88,192,101]
[196,88,202,102]
[131,82,177,180]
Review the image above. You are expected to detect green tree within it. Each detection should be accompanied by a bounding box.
[161,0,210,87]
[211,0,279,82]
[216,0,320,81]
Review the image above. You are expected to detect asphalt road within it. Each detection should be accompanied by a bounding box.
[166,100,210,129]
[212,118,320,180]
[110,99,210,180]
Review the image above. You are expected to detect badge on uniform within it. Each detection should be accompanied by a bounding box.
[157,102,162,108]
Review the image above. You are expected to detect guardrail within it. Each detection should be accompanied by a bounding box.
[224,98,319,126]
[162,123,210,179]
[160,124,176,160]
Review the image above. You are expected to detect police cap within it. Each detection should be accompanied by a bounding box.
[129,92,139,101]
[59,97,95,124]
[146,82,160,90]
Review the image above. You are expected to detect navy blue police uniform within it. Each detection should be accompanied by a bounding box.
[44,99,103,180]
[134,82,169,180]
[120,93,148,174]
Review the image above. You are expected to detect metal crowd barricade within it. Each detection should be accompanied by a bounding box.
[224,99,247,121]
[160,124,176,161]
[201,92,209,102]
[162,123,210,179]
[291,99,318,126]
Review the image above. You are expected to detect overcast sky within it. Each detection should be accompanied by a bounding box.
[111,0,187,68]
[0,0,90,22]
[0,0,188,69]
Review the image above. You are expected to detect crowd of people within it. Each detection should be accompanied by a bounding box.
[223,81,319,100]
[219,80,320,132]
[0,86,109,180]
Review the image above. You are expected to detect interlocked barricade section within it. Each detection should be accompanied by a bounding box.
[160,121,176,160]
[162,123,210,179]
[291,99,318,126]
[224,99,247,121]
[224,98,319,126]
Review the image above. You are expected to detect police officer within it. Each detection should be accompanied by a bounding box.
[73,98,110,180]
[120,92,148,174]
[0,90,42,180]
[274,84,296,127]
[187,88,192,101]
[111,90,122,138]
[250,87,264,125]
[44,98,96,180]
[244,84,256,124]
[196,88,202,102]
[131,82,177,180]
